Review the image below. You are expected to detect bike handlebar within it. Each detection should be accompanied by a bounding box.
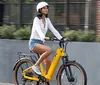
[49,37,71,49]
[49,37,70,42]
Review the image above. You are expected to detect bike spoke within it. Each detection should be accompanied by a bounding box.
[57,63,87,85]
[59,64,85,85]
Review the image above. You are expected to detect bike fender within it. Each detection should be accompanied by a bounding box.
[66,60,76,63]
[13,57,31,70]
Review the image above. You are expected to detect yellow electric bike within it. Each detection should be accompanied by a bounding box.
[13,37,87,85]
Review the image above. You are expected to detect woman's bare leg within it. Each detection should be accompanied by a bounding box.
[44,57,51,74]
[32,44,51,73]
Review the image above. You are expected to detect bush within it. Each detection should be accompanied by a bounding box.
[62,30,95,42]
[0,25,96,42]
[13,25,31,40]
[0,25,16,39]
[62,30,78,41]
[96,37,100,42]
[0,26,3,38]
[46,30,54,38]
[77,30,95,42]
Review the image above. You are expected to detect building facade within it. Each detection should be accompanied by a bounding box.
[0,0,97,32]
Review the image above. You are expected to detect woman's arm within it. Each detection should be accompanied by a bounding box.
[48,18,62,40]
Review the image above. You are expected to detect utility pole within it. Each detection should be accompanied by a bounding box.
[17,0,22,28]
[84,0,91,31]
[64,0,67,26]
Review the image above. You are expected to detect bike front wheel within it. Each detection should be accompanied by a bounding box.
[57,61,87,85]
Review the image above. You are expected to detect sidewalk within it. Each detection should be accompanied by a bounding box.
[0,83,14,85]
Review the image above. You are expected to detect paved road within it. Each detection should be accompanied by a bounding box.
[0,81,57,85]
[0,83,14,85]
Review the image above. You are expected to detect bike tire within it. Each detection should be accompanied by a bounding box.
[57,61,87,85]
[13,58,50,85]
[13,58,35,85]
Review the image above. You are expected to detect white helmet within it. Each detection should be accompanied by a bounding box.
[36,2,49,12]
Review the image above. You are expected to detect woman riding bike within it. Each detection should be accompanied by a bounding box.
[29,1,62,75]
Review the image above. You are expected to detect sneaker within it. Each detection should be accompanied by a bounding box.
[32,65,41,75]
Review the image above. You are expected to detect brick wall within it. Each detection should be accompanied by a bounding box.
[96,0,100,38]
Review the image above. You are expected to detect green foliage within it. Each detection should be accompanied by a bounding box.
[13,25,31,40]
[62,30,78,41]
[0,25,16,39]
[46,30,54,38]
[96,37,100,42]
[0,25,96,42]
[77,30,95,42]
[62,30,95,42]
[0,26,3,38]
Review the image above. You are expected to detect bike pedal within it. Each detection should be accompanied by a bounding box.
[38,75,48,82]
[25,72,33,77]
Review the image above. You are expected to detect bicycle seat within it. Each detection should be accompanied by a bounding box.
[30,50,40,59]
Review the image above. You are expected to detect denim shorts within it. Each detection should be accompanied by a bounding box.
[29,39,44,50]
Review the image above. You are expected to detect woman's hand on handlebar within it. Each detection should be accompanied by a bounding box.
[44,37,71,42]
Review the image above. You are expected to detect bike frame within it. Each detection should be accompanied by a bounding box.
[23,47,65,82]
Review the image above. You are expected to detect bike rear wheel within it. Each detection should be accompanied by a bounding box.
[57,61,87,85]
[13,58,50,85]
[13,58,37,85]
